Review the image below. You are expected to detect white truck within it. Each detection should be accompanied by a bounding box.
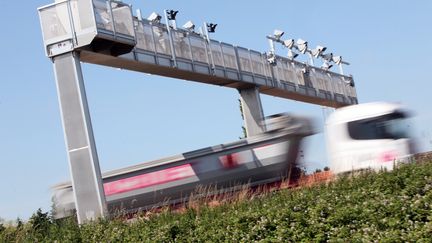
[52,102,415,218]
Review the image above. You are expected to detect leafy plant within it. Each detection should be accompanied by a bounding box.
[1,159,432,241]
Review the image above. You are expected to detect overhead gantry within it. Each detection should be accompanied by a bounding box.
[38,0,357,223]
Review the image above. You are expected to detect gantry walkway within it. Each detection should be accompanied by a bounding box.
[40,0,357,108]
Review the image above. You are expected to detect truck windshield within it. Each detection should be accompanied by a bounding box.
[348,112,410,140]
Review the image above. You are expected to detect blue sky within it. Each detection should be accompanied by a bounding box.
[0,0,431,220]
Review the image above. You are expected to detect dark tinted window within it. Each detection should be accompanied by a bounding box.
[348,112,409,140]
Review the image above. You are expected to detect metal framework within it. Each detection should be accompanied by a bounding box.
[38,0,358,223]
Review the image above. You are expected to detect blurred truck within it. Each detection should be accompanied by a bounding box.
[52,102,415,218]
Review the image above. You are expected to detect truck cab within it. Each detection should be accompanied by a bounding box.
[326,102,415,174]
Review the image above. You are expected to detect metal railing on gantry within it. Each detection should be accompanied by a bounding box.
[39,0,357,108]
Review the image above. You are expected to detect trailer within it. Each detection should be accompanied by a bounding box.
[52,115,314,218]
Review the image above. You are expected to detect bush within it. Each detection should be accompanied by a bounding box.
[2,159,432,241]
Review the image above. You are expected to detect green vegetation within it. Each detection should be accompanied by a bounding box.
[2,160,432,242]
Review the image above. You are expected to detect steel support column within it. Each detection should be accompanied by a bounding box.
[239,87,266,137]
[52,52,107,224]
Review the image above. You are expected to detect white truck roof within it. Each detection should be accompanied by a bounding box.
[326,102,406,125]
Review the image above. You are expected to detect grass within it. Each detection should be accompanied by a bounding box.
[1,159,432,242]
